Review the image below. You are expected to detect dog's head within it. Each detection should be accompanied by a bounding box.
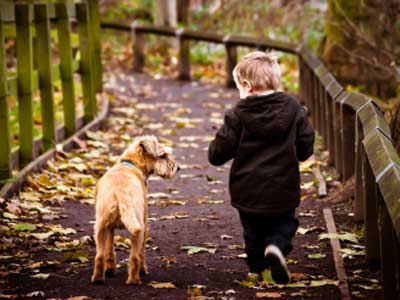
[120,135,180,179]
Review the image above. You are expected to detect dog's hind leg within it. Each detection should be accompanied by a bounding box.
[118,196,143,284]
[126,228,143,285]
[91,222,107,283]
[104,228,116,277]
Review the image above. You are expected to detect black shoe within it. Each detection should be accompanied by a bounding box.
[264,245,290,284]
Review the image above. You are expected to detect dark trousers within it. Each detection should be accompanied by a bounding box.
[239,210,299,274]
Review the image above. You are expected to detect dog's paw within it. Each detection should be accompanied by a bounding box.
[91,275,105,284]
[139,266,148,277]
[105,268,116,277]
[126,277,142,285]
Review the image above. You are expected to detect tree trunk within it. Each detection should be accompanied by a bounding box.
[320,0,399,98]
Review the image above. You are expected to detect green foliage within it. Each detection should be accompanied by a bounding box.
[101,0,152,24]
[190,44,214,66]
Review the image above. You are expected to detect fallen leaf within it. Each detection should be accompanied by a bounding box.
[319,232,359,244]
[148,192,171,199]
[198,198,224,205]
[148,281,176,289]
[256,292,285,298]
[290,273,309,281]
[160,212,189,220]
[12,223,37,232]
[181,246,216,255]
[30,273,50,280]
[220,234,233,240]
[307,253,327,259]
[25,261,44,270]
[285,279,340,288]
[340,248,365,259]
[26,291,45,298]
[63,250,88,263]
[3,212,18,219]
[353,283,381,290]
[297,226,324,235]
[187,284,206,297]
[0,293,18,299]
[148,200,186,207]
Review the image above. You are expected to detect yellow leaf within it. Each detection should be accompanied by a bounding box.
[256,292,285,298]
[148,281,176,289]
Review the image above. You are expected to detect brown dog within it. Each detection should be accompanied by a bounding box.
[91,135,179,284]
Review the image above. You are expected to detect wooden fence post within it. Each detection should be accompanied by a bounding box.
[15,4,34,166]
[326,94,335,165]
[333,96,343,177]
[0,9,11,180]
[378,195,400,300]
[55,2,76,137]
[312,75,320,132]
[362,147,380,263]
[354,119,364,221]
[256,45,267,52]
[76,2,96,123]
[177,30,190,80]
[341,106,355,181]
[305,67,314,122]
[224,36,237,88]
[298,57,305,104]
[88,0,102,92]
[319,83,327,149]
[132,23,145,73]
[34,4,56,150]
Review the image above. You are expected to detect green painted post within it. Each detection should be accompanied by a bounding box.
[76,3,96,123]
[0,10,12,180]
[88,0,102,92]
[34,4,56,150]
[15,4,34,167]
[55,2,76,137]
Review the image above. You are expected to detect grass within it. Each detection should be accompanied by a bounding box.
[7,77,84,151]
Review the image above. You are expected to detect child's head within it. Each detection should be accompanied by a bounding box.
[233,51,281,99]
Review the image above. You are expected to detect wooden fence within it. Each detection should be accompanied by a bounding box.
[0,1,102,182]
[104,22,400,299]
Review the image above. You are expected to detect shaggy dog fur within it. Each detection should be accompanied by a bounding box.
[91,136,179,284]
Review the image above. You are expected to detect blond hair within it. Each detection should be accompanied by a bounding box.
[233,51,281,91]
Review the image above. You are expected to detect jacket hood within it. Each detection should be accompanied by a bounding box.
[234,92,299,139]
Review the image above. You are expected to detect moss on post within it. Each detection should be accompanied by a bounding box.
[0,9,11,180]
[15,4,34,167]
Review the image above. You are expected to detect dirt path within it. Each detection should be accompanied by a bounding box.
[0,71,382,300]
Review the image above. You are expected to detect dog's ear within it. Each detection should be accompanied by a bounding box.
[140,139,165,158]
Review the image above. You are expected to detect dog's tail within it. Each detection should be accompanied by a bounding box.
[117,195,141,236]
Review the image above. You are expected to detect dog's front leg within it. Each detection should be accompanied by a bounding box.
[126,229,142,285]
[139,224,148,276]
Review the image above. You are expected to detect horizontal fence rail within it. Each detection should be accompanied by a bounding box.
[0,1,102,182]
[101,22,400,299]
[101,22,296,86]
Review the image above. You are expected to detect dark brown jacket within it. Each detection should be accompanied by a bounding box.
[208,92,315,215]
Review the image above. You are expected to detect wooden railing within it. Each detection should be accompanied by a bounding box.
[0,1,102,182]
[101,22,400,299]
[299,46,400,300]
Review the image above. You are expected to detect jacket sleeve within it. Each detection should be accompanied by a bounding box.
[296,107,315,161]
[208,110,242,166]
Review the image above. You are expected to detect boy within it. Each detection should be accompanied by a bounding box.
[208,51,314,284]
